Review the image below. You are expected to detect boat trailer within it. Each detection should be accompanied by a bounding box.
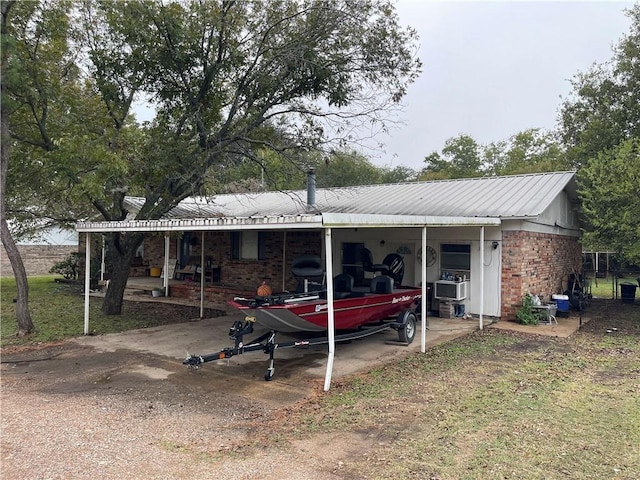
[183,309,418,381]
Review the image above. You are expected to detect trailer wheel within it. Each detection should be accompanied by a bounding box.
[397,310,417,344]
[264,368,275,381]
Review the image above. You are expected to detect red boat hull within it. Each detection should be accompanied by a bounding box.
[229,287,422,333]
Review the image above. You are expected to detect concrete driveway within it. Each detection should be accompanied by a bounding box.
[72,313,479,384]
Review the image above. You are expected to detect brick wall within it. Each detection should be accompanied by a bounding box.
[143,230,322,292]
[0,245,78,277]
[501,231,582,319]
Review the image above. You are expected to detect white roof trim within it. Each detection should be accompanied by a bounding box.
[321,213,500,228]
[76,213,500,233]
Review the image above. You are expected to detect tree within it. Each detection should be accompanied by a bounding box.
[559,5,640,167]
[419,130,569,181]
[5,0,421,315]
[486,129,569,176]
[1,0,35,336]
[559,5,640,260]
[578,139,640,263]
[419,134,484,180]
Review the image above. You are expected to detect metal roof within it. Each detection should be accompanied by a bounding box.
[77,171,576,232]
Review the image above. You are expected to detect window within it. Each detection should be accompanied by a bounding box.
[231,231,266,260]
[440,243,471,272]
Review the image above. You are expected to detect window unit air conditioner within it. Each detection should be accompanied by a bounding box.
[434,280,468,301]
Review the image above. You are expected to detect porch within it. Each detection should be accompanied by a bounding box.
[92,276,254,313]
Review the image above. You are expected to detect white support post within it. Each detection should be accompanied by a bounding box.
[84,232,91,335]
[200,231,205,318]
[479,227,485,330]
[282,231,287,292]
[421,226,427,353]
[163,234,170,295]
[323,228,335,392]
[100,236,105,282]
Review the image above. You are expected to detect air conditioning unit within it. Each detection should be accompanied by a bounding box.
[434,280,468,300]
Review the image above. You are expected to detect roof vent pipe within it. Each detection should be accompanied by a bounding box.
[306,169,316,212]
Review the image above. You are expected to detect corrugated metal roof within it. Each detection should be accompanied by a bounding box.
[125,171,576,220]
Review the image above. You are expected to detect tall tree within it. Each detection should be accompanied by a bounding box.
[1,0,35,336]
[5,0,421,315]
[486,129,569,176]
[578,138,640,263]
[560,4,640,167]
[559,4,640,259]
[419,134,485,180]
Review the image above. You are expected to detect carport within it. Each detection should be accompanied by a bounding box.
[77,212,500,390]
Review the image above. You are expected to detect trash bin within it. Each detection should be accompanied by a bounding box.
[620,283,637,304]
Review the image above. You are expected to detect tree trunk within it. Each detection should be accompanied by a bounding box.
[1,0,34,335]
[101,232,143,315]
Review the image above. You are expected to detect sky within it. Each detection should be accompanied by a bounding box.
[373,0,635,170]
[132,1,635,171]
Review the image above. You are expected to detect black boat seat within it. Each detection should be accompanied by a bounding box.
[361,248,390,276]
[333,273,354,299]
[291,255,324,277]
[292,255,324,293]
[382,253,405,287]
[370,275,394,294]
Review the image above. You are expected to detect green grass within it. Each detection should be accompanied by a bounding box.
[282,303,640,479]
[588,274,639,299]
[1,276,161,348]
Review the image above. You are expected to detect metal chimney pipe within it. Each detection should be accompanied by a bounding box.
[306,169,316,212]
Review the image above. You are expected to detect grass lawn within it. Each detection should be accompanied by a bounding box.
[588,274,639,299]
[2,276,639,479]
[275,299,640,479]
[0,276,210,348]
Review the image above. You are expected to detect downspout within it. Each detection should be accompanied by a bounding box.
[84,232,91,335]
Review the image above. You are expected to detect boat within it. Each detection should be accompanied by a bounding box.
[228,276,421,333]
[184,255,422,380]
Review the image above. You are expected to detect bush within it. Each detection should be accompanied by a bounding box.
[516,293,540,325]
[49,252,80,280]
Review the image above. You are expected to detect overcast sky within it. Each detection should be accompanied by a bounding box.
[372,0,634,170]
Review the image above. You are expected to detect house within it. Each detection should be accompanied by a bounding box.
[77,171,583,321]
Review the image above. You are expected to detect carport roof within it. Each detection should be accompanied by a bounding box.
[76,171,576,232]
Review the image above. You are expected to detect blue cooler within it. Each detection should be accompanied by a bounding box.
[552,294,570,315]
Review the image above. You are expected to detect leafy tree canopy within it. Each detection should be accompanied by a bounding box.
[419,129,568,180]
[3,0,421,314]
[560,4,640,260]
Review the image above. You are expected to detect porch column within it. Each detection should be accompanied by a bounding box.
[200,231,205,318]
[323,228,336,392]
[163,234,170,295]
[100,236,105,282]
[84,232,91,335]
[421,226,427,353]
[479,226,485,330]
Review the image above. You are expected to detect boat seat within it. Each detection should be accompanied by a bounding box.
[370,275,394,294]
[382,253,405,287]
[361,248,390,276]
[333,273,354,299]
[291,255,325,293]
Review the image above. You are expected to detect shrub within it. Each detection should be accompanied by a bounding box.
[516,293,540,325]
[49,252,80,280]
